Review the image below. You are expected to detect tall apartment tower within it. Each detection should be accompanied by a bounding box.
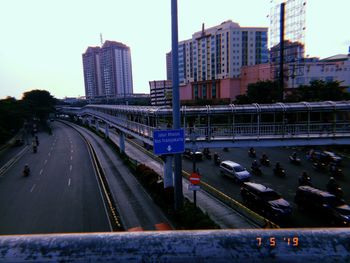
[82,47,102,99]
[100,41,133,97]
[168,20,268,85]
[82,40,133,99]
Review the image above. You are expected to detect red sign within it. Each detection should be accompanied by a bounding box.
[189,172,201,185]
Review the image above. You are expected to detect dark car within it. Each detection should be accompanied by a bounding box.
[295,186,350,227]
[240,182,292,221]
[307,150,342,165]
[183,149,203,161]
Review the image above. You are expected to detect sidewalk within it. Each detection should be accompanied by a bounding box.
[106,129,258,229]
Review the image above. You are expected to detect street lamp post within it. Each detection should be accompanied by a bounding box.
[171,0,183,210]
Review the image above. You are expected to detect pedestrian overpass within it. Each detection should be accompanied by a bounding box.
[58,101,350,148]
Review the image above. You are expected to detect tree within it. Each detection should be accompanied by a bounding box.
[22,90,56,122]
[285,80,350,102]
[235,81,283,104]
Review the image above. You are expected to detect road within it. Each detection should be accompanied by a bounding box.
[0,122,111,234]
[182,146,350,227]
[64,121,173,231]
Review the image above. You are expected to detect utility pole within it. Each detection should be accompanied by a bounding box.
[279,2,285,93]
[171,0,183,210]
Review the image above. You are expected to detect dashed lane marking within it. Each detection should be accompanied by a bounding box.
[68,178,71,186]
[39,169,43,175]
[44,160,48,165]
[70,156,73,161]
[30,184,36,193]
[48,152,51,157]
[69,165,72,172]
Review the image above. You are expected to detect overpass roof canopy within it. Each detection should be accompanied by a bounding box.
[83,101,350,116]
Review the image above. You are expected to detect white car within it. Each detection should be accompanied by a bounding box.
[219,160,251,182]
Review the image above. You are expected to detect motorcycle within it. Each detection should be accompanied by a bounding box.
[298,176,312,186]
[214,156,221,166]
[251,166,262,176]
[312,161,327,172]
[329,164,343,177]
[289,156,301,165]
[23,167,30,177]
[203,148,212,160]
[248,150,256,158]
[327,184,344,199]
[260,157,270,167]
[273,167,286,177]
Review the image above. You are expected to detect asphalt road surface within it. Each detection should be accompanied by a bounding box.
[182,146,350,227]
[0,122,111,235]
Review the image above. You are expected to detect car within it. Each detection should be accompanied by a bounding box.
[183,149,203,161]
[294,186,350,227]
[307,150,342,165]
[240,182,292,220]
[323,151,342,165]
[219,160,251,182]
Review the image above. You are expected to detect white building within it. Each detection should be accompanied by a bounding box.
[149,80,172,106]
[287,54,350,89]
[173,20,268,85]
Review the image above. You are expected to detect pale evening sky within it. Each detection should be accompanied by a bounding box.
[0,0,349,99]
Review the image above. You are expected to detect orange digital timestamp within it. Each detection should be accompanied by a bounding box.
[256,237,299,247]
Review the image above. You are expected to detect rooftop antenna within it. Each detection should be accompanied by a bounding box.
[100,33,103,45]
[201,23,205,37]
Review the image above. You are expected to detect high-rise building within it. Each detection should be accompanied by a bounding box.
[166,52,172,81]
[82,47,102,99]
[168,20,268,85]
[82,40,133,99]
[100,41,133,97]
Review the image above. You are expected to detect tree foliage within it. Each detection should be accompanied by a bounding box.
[0,90,56,144]
[22,89,56,121]
[235,81,283,104]
[285,80,350,102]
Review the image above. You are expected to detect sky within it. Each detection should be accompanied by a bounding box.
[0,0,349,99]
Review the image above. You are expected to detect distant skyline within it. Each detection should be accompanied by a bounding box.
[0,0,349,99]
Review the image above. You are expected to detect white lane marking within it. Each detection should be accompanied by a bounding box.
[68,178,71,186]
[30,184,36,193]
[44,159,48,165]
[48,152,51,156]
[69,165,72,172]
[39,169,43,175]
[71,149,73,153]
[51,146,54,150]
[70,156,73,161]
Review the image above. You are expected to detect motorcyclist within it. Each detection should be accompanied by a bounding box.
[298,171,311,186]
[327,177,339,192]
[275,162,282,171]
[251,160,259,170]
[292,151,297,160]
[261,153,268,161]
[23,164,30,177]
[213,152,219,163]
[249,147,255,154]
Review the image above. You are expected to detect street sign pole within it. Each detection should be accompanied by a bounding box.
[171,0,183,210]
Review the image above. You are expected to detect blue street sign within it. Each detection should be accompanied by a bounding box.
[153,129,185,155]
